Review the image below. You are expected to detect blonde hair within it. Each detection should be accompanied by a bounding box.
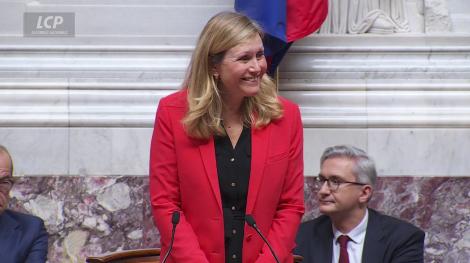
[182,11,283,139]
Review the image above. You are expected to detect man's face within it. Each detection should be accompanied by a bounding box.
[317,157,366,217]
[0,152,13,214]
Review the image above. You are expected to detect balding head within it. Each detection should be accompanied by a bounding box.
[0,145,14,214]
[0,145,13,175]
[0,145,13,177]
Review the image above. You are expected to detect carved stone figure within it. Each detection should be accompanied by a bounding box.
[319,0,411,34]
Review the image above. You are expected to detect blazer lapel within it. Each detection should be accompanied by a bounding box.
[198,137,223,213]
[246,125,271,214]
[362,209,385,263]
[317,218,334,262]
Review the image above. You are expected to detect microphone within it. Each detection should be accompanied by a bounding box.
[245,215,280,263]
[172,210,180,225]
[161,211,180,263]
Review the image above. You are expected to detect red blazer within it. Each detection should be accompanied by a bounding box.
[150,90,304,263]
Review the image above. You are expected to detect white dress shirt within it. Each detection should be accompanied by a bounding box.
[332,209,369,263]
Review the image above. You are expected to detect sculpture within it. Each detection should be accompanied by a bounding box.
[319,0,410,34]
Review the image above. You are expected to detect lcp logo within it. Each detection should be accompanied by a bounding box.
[36,15,65,29]
[24,12,75,37]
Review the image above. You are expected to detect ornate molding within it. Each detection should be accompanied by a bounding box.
[0,36,469,128]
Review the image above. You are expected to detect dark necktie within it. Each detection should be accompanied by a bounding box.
[338,235,350,263]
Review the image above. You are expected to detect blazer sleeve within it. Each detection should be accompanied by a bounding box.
[149,100,209,263]
[255,104,305,263]
[24,218,48,263]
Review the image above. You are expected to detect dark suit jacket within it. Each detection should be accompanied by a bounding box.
[295,209,425,263]
[0,209,48,263]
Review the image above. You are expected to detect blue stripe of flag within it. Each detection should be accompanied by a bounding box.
[234,0,287,42]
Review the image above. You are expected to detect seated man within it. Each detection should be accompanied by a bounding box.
[295,145,424,263]
[0,145,48,262]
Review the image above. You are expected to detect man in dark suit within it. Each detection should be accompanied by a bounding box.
[295,145,424,263]
[0,145,48,263]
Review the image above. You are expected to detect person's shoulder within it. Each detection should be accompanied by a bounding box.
[278,95,299,111]
[370,209,424,235]
[5,209,44,224]
[159,89,188,108]
[4,209,44,229]
[299,214,331,232]
[275,96,301,125]
[296,214,331,246]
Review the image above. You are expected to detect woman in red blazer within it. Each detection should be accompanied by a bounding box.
[150,12,304,263]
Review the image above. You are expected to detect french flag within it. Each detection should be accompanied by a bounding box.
[235,0,328,76]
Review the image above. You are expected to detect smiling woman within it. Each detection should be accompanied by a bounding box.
[213,35,267,147]
[182,11,283,140]
[149,11,305,263]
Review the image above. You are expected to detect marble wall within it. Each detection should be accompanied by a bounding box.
[9,176,470,263]
[1,0,470,177]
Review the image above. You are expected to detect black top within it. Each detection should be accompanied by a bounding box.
[214,126,252,263]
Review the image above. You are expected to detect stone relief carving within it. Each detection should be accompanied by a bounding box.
[319,0,413,34]
[424,0,452,33]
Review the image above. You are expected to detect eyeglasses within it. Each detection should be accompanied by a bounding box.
[314,174,367,192]
[0,177,14,193]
